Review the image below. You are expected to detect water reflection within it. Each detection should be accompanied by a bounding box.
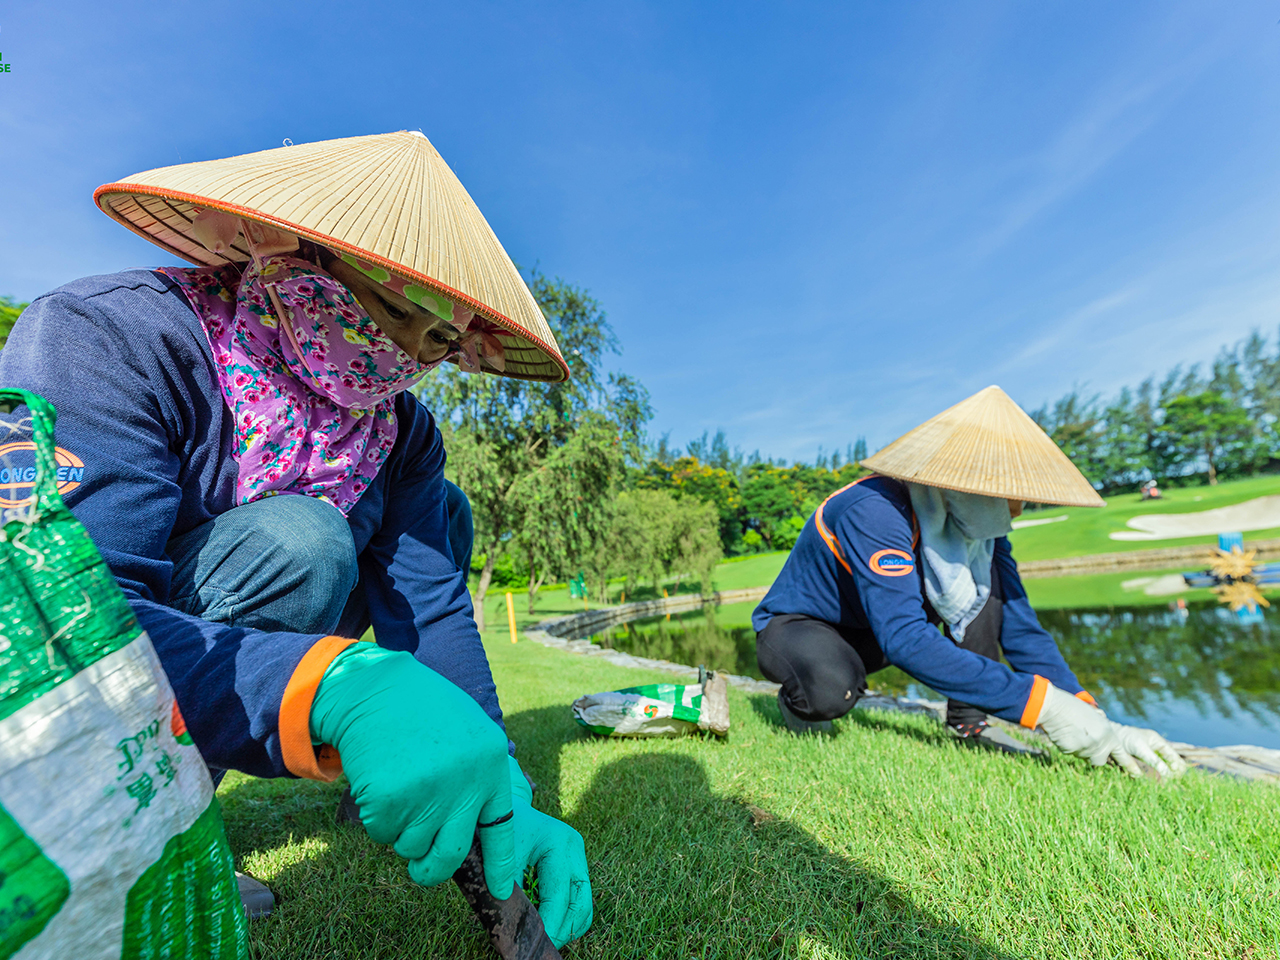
[1040,603,1280,748]
[594,600,1280,749]
[596,606,760,680]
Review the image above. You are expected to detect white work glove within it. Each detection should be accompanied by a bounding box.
[1035,683,1142,776]
[1109,721,1188,779]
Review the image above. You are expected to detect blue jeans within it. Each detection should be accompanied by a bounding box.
[167,481,473,636]
[166,483,474,781]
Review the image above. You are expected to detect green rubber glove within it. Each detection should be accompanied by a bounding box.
[311,644,518,897]
[507,756,593,948]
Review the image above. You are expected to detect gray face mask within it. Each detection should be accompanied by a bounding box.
[907,484,1013,643]
[943,489,1014,541]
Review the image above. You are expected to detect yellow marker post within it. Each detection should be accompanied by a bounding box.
[663,587,669,621]
[506,592,518,644]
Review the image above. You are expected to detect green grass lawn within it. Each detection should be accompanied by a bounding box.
[1008,474,1280,563]
[712,551,791,591]
[485,546,1271,624]
[224,629,1280,959]
[1023,568,1280,610]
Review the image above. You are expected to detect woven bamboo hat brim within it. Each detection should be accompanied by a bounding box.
[861,385,1105,507]
[94,131,567,382]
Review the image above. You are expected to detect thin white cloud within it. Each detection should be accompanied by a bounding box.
[964,24,1229,261]
[999,284,1145,372]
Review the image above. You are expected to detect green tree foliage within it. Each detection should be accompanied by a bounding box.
[608,488,723,598]
[609,489,676,596]
[738,465,800,550]
[636,450,865,556]
[665,495,723,595]
[514,411,623,611]
[0,297,27,352]
[424,277,1280,605]
[1154,390,1260,485]
[417,269,648,624]
[1031,331,1280,492]
[639,456,743,552]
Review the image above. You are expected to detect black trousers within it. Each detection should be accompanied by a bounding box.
[757,585,1004,725]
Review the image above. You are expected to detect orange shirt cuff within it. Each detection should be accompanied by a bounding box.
[1019,675,1050,728]
[279,636,358,781]
[1075,690,1097,707]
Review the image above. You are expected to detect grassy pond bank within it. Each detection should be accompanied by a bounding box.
[594,596,1280,750]
[225,479,1280,958]
[224,623,1280,959]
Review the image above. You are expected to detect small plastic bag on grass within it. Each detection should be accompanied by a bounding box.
[0,390,246,960]
[572,666,730,738]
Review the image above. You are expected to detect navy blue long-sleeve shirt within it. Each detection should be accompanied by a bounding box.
[0,269,502,778]
[753,475,1085,723]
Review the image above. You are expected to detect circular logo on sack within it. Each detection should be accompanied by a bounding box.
[0,442,86,507]
[869,548,915,577]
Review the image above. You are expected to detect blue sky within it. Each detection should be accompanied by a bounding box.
[3,2,1280,462]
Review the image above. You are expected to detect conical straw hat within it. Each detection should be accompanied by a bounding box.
[861,385,1105,507]
[94,131,567,382]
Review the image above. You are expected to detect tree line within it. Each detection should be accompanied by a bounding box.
[416,271,733,624]
[424,274,1280,617]
[1030,330,1280,491]
[5,276,1279,617]
[418,269,896,618]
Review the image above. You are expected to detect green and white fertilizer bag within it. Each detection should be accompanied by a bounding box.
[572,667,730,738]
[0,390,247,960]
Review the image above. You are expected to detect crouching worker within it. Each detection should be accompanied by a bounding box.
[753,386,1187,779]
[0,132,591,945]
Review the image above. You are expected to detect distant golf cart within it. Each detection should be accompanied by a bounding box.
[1140,479,1163,501]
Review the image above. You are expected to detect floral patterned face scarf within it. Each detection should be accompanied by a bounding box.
[161,255,444,515]
[334,253,507,375]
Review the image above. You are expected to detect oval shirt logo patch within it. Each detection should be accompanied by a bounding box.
[0,441,86,508]
[869,548,915,577]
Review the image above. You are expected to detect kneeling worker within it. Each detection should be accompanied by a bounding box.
[753,386,1187,777]
[0,131,591,943]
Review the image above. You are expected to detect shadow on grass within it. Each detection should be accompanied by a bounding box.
[563,750,1022,959]
[504,703,1021,958]
[746,692,1052,768]
[505,704,593,817]
[745,691,951,744]
[215,698,1023,959]
[216,773,492,960]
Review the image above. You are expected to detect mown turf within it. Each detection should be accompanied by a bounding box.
[225,630,1280,960]
[1022,567,1280,610]
[712,552,791,592]
[1008,475,1280,563]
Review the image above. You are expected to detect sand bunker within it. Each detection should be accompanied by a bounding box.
[1011,514,1069,530]
[1110,494,1280,541]
[1121,574,1190,596]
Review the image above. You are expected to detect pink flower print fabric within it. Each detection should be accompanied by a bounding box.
[160,256,441,516]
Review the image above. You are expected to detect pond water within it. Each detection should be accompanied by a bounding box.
[593,599,1280,750]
